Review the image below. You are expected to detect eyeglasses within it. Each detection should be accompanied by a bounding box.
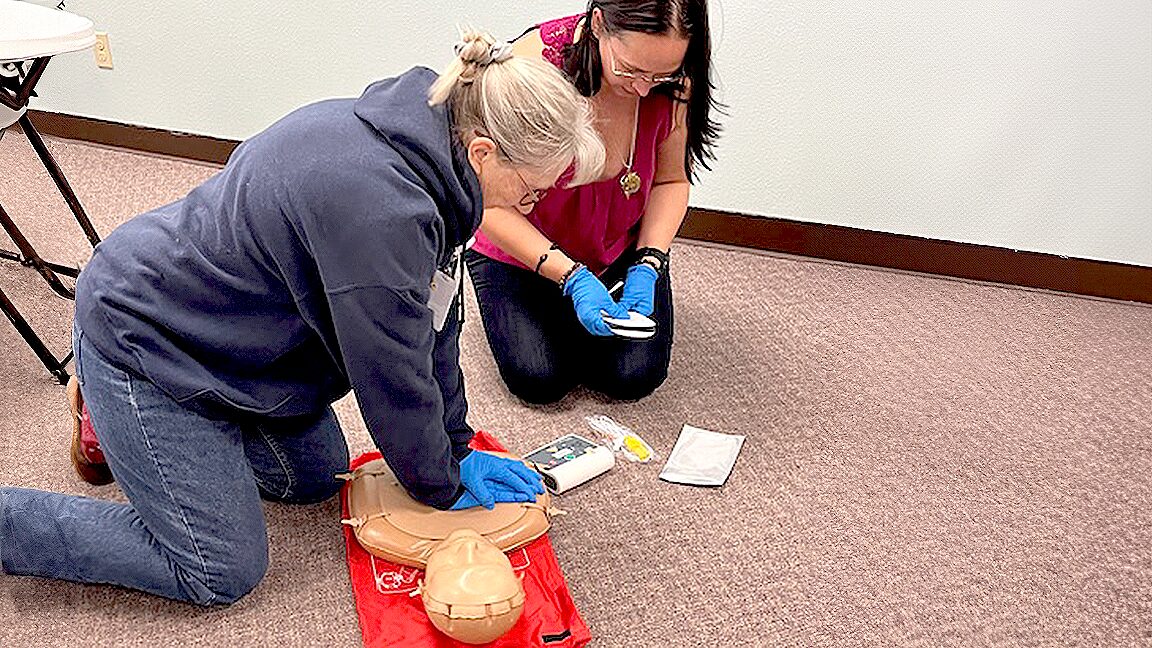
[604,39,684,85]
[512,166,548,208]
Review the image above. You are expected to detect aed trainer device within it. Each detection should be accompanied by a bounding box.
[524,434,615,494]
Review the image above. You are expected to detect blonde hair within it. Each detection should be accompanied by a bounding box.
[429,28,605,186]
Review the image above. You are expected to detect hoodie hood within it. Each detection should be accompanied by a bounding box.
[353,66,482,253]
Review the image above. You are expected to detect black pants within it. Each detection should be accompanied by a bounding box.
[465,249,674,405]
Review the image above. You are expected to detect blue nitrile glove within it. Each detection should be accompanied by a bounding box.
[618,263,659,317]
[563,266,628,336]
[450,450,545,510]
[450,484,536,511]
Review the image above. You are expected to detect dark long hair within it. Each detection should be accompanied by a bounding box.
[563,0,723,181]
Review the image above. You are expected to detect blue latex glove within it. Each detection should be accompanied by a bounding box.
[618,264,659,317]
[450,485,537,511]
[563,266,628,336]
[450,450,545,510]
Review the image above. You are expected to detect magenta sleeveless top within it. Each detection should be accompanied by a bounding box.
[469,14,675,275]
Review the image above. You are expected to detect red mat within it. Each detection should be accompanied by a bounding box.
[340,431,592,648]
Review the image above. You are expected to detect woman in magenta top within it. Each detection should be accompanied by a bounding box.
[466,0,721,404]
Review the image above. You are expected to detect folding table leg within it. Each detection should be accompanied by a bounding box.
[0,201,76,298]
[0,58,49,111]
[0,282,71,384]
[18,112,101,247]
[0,57,94,383]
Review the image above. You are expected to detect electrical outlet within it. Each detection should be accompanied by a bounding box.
[93,32,113,69]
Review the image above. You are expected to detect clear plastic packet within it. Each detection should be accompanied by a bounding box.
[584,414,657,463]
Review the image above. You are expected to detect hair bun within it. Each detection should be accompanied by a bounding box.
[454,32,514,67]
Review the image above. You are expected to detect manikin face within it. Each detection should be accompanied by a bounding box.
[592,10,690,99]
[423,529,521,606]
[426,529,511,579]
[422,529,524,643]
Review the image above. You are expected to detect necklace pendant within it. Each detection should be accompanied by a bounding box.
[620,170,642,198]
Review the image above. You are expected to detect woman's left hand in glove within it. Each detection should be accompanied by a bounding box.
[618,263,659,317]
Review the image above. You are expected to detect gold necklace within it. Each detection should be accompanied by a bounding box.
[619,97,642,198]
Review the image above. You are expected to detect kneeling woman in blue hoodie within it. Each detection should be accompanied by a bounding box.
[0,30,604,605]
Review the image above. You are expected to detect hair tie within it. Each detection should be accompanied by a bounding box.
[454,40,515,66]
[487,41,514,64]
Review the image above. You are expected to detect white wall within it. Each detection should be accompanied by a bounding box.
[19,0,1152,267]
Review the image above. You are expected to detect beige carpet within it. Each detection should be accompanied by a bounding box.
[2,131,1151,647]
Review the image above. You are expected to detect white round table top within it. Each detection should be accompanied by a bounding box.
[0,0,96,63]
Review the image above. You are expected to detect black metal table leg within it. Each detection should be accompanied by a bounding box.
[18,112,101,247]
[1,55,97,382]
[0,57,48,111]
[0,201,76,298]
[0,281,71,384]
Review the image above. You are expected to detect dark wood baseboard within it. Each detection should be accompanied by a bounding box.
[27,109,238,164]
[25,110,1152,305]
[680,210,1150,304]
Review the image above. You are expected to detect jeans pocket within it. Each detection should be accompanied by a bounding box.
[175,388,293,418]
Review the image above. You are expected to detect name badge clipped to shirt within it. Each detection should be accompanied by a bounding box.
[428,246,462,332]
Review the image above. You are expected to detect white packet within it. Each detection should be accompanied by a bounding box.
[659,424,745,486]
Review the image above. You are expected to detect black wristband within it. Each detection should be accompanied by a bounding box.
[639,257,661,273]
[634,246,670,273]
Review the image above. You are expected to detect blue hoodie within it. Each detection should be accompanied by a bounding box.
[74,67,481,509]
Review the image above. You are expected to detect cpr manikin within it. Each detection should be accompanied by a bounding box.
[341,456,559,644]
[420,529,526,643]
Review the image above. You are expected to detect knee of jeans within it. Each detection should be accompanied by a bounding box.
[503,368,574,405]
[508,377,574,405]
[181,541,269,606]
[252,436,348,505]
[278,477,343,505]
[257,474,342,505]
[173,530,268,604]
[497,357,574,405]
[594,363,668,402]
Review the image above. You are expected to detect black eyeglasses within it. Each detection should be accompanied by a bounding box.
[512,166,548,208]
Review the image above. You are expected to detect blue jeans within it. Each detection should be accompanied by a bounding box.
[0,324,349,605]
[465,249,674,405]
